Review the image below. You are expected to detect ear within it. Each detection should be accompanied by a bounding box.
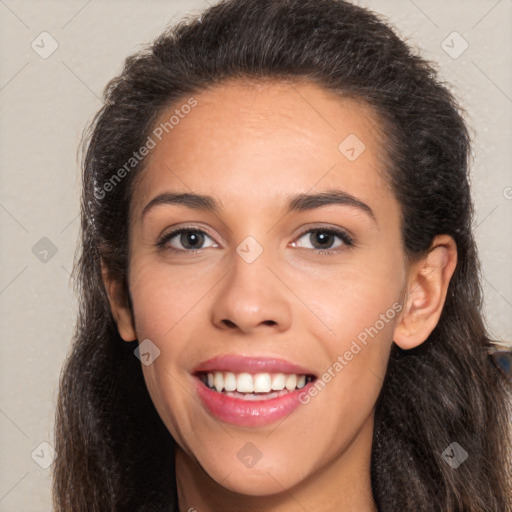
[393,234,457,350]
[101,258,137,342]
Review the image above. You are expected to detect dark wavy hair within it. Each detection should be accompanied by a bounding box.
[52,0,512,510]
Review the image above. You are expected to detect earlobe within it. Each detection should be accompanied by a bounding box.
[101,258,137,342]
[393,235,457,350]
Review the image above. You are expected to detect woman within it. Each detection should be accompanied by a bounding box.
[52,0,512,510]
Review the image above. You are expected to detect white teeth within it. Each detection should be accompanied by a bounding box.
[213,372,224,393]
[253,373,272,393]
[203,371,312,393]
[224,372,237,392]
[285,374,297,391]
[271,373,286,391]
[237,373,253,393]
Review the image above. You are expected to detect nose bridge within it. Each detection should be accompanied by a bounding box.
[211,233,292,332]
[233,235,271,294]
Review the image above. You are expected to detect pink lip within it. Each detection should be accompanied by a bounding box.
[193,376,315,427]
[192,354,316,376]
[192,354,317,427]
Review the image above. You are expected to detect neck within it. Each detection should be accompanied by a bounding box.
[175,411,378,512]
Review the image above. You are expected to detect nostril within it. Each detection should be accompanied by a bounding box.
[222,319,237,328]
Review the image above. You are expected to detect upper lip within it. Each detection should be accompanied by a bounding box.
[193,354,317,376]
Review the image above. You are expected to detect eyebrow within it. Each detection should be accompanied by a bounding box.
[141,189,376,222]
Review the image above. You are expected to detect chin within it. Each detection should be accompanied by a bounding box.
[201,452,309,497]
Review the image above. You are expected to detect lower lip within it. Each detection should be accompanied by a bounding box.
[193,376,315,427]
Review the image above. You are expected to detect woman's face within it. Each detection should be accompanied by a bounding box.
[123,79,408,496]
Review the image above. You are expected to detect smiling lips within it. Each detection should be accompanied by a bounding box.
[193,355,317,427]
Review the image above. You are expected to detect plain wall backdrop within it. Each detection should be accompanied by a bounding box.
[0,0,511,509]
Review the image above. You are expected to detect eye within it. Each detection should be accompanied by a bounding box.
[156,226,355,255]
[291,227,354,254]
[156,227,218,253]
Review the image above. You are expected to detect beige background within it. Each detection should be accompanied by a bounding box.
[0,0,510,509]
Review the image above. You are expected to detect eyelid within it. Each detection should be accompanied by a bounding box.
[293,223,355,243]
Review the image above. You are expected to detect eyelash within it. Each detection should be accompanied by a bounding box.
[156,226,355,256]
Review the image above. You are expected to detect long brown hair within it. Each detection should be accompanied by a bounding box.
[53,0,512,510]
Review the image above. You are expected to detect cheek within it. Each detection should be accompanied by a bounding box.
[300,252,403,405]
[129,258,202,443]
[302,255,404,344]
[129,256,212,339]
[127,258,206,421]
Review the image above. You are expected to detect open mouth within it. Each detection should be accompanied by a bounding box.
[196,371,317,401]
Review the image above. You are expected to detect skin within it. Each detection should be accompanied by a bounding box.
[102,78,457,511]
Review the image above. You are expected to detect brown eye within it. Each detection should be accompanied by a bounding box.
[157,228,217,252]
[292,228,354,253]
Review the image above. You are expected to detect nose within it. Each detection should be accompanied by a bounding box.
[211,246,292,335]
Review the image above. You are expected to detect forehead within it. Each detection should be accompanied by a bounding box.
[130,78,393,221]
